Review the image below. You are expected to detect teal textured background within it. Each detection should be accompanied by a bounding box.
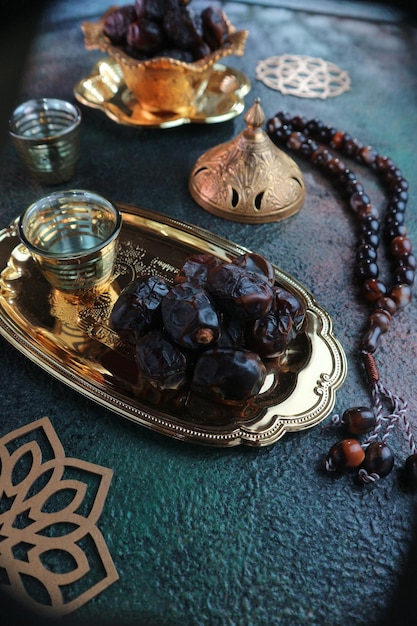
[1,1,417,624]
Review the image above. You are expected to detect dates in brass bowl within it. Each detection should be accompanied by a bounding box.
[82,3,248,115]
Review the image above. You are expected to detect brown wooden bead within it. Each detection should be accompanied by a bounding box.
[356,259,379,280]
[356,244,377,262]
[359,231,380,248]
[361,215,380,232]
[392,189,409,203]
[359,145,378,165]
[331,130,345,149]
[389,283,412,308]
[267,119,277,134]
[327,157,346,177]
[317,126,335,143]
[363,442,394,477]
[339,169,356,185]
[391,178,408,192]
[311,146,331,166]
[375,155,394,172]
[274,126,291,141]
[341,132,352,144]
[360,222,380,243]
[277,111,293,124]
[305,118,322,133]
[350,191,371,212]
[359,229,380,248]
[386,211,405,226]
[388,199,406,214]
[342,137,362,158]
[371,309,392,329]
[397,253,416,270]
[327,439,365,472]
[391,235,412,256]
[404,454,417,490]
[300,141,316,156]
[362,279,387,303]
[346,180,364,195]
[292,115,307,130]
[361,310,391,352]
[386,224,407,240]
[394,266,415,286]
[361,328,381,353]
[342,407,376,435]
[383,166,403,186]
[287,131,304,150]
[369,309,392,326]
[357,203,379,220]
[374,296,397,316]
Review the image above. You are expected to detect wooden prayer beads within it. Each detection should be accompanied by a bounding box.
[267,112,415,488]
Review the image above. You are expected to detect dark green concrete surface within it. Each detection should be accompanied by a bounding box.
[1,1,417,624]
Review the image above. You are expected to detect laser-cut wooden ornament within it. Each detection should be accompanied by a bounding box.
[256,54,351,99]
[0,417,118,617]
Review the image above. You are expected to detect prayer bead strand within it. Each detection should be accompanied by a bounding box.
[266,112,416,489]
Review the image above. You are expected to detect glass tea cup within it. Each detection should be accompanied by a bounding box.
[9,98,81,185]
[18,190,122,293]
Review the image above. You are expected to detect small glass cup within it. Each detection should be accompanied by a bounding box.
[9,98,81,185]
[18,190,122,293]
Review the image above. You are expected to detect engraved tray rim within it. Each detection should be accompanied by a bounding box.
[0,203,347,447]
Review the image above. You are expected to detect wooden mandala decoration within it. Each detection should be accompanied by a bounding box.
[0,417,118,616]
[256,54,351,99]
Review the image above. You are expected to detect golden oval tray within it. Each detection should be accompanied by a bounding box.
[74,57,251,128]
[0,204,346,447]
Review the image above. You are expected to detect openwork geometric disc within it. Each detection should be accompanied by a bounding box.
[256,54,351,99]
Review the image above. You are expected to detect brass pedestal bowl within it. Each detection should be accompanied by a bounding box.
[82,6,248,115]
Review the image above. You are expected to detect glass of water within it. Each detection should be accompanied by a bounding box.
[9,98,81,185]
[18,190,122,292]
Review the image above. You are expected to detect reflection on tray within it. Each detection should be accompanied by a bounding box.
[0,204,346,447]
[74,57,251,128]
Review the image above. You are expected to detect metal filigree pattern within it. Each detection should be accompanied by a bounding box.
[113,239,147,279]
[189,100,305,223]
[0,418,118,616]
[190,138,304,220]
[256,54,351,99]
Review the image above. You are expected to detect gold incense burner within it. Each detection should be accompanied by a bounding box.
[189,98,305,223]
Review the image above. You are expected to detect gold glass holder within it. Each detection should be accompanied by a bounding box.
[17,190,122,293]
[189,98,305,223]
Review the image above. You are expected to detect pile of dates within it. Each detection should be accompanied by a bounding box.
[109,252,306,407]
[103,0,231,62]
